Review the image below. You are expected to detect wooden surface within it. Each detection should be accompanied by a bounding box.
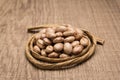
[0,0,120,80]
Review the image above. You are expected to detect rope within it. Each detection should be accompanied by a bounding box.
[25,24,104,70]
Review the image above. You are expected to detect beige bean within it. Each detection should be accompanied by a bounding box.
[53,37,64,43]
[74,33,82,40]
[48,52,59,58]
[45,45,53,53]
[75,29,83,35]
[41,50,47,57]
[46,33,56,38]
[36,39,45,49]
[33,45,41,53]
[54,43,63,52]
[64,36,75,42]
[64,42,72,54]
[59,54,69,58]
[72,45,84,55]
[56,32,63,37]
[71,41,79,47]
[74,29,83,40]
[55,26,67,32]
[80,37,89,47]
[46,28,56,38]
[35,33,41,40]
[43,38,52,45]
[41,33,46,39]
[37,39,44,45]
[46,28,55,33]
[63,31,75,37]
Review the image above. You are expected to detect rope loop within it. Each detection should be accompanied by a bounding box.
[25,24,104,70]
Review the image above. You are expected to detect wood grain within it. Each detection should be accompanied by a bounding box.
[0,0,120,80]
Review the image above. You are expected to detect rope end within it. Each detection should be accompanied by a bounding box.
[96,37,105,45]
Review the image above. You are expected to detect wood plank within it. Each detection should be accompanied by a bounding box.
[0,0,120,80]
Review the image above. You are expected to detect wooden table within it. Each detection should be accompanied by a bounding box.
[0,0,120,80]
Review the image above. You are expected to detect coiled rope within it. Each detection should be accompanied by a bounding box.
[25,24,104,70]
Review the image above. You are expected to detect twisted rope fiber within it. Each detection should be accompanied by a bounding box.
[25,24,104,70]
